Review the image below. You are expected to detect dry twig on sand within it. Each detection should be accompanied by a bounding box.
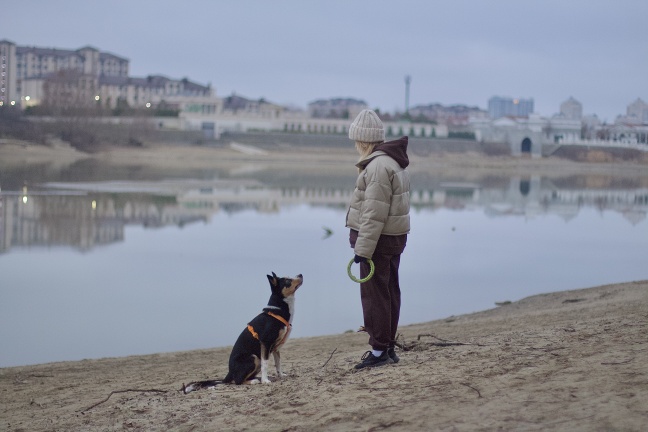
[601,357,635,365]
[321,347,338,368]
[80,388,168,413]
[460,382,483,398]
[417,333,480,346]
[367,420,405,431]
[395,333,484,351]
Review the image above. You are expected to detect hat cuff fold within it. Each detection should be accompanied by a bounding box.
[348,125,385,142]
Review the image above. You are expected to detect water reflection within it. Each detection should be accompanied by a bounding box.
[1,177,646,253]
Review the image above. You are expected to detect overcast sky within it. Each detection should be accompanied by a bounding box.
[3,0,647,122]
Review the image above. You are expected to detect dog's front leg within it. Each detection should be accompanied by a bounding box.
[260,345,271,384]
[272,350,285,378]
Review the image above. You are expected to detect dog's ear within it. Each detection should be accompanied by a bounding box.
[267,273,278,286]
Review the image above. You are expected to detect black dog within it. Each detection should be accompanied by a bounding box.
[182,272,303,393]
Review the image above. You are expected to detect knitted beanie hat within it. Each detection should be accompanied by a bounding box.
[348,109,385,143]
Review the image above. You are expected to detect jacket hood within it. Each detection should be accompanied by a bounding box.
[358,136,409,169]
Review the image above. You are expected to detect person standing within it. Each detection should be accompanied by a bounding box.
[346,109,410,369]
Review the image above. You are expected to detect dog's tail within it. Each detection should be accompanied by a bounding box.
[181,380,223,394]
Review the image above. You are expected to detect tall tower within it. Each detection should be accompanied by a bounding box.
[404,75,411,116]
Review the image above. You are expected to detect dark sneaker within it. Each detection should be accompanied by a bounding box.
[354,351,393,369]
[387,347,400,364]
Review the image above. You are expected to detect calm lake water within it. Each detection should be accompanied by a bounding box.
[1,161,647,367]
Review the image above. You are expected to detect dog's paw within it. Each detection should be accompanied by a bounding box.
[246,378,261,385]
[262,378,272,384]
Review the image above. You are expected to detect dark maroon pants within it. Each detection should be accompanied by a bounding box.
[350,230,407,351]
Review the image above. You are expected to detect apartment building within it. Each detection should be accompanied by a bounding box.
[488,96,534,119]
[409,103,488,126]
[307,97,367,119]
[0,40,212,109]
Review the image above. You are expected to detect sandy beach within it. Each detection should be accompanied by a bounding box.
[1,139,647,431]
[1,280,646,431]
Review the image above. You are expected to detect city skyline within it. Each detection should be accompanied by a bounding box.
[2,0,647,122]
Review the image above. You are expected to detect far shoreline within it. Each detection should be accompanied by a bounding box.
[2,135,647,177]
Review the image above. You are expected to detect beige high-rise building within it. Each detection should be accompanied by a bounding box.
[560,97,583,120]
[0,40,18,106]
[627,98,648,124]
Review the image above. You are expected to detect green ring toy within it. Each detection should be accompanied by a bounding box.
[347,258,375,283]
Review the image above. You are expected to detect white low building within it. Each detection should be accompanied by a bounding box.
[178,96,448,140]
[471,114,583,157]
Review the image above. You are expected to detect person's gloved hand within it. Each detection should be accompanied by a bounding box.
[354,254,368,264]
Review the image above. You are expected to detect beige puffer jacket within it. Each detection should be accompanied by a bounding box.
[345,137,411,259]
